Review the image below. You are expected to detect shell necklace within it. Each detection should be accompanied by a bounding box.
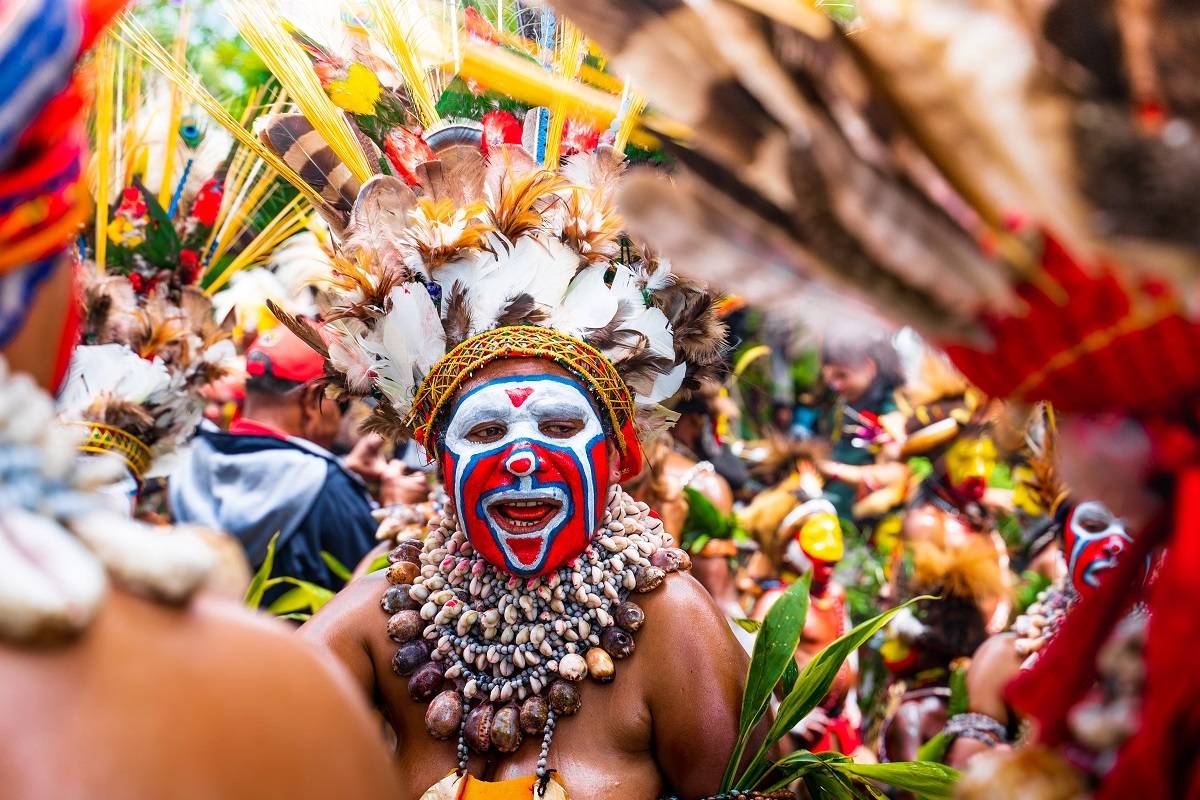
[1010,577,1076,663]
[381,484,690,792]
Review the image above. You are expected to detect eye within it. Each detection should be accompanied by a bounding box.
[1079,513,1111,534]
[539,419,584,438]
[466,422,507,443]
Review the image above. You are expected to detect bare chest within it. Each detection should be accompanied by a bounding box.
[372,642,664,799]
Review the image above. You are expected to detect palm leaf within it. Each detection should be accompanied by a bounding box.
[243,531,280,608]
[737,596,932,788]
[719,573,811,791]
[320,550,353,583]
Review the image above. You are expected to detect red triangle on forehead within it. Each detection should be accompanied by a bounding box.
[506,387,534,407]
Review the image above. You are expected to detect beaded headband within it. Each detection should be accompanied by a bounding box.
[409,325,637,460]
[71,420,152,480]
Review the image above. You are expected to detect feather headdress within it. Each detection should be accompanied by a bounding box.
[169,6,733,475]
[64,36,307,479]
[277,132,728,470]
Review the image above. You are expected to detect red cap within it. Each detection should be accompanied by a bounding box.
[245,326,324,384]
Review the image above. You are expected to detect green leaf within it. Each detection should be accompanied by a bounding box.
[243,532,281,608]
[739,596,931,788]
[916,731,951,764]
[276,612,313,622]
[686,534,712,556]
[267,586,319,615]
[720,573,811,791]
[830,761,959,800]
[682,486,726,544]
[320,550,353,583]
[366,553,391,574]
[266,577,335,614]
[803,768,857,800]
[733,618,763,634]
[781,657,801,696]
[948,665,969,717]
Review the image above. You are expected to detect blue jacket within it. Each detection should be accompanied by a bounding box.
[169,423,377,602]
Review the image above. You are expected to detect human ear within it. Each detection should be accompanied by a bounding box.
[607,443,622,483]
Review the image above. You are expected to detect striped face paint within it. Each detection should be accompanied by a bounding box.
[441,374,610,577]
[1064,500,1132,598]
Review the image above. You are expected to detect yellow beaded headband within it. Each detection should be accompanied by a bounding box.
[408,325,637,460]
[71,421,152,481]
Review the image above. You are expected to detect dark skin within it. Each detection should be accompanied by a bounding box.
[0,590,402,798]
[242,382,343,450]
[302,358,752,798]
[946,633,1024,768]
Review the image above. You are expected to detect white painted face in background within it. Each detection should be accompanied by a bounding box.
[440,374,611,577]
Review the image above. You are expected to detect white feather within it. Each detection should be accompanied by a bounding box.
[58,344,173,415]
[639,360,687,405]
[363,284,446,412]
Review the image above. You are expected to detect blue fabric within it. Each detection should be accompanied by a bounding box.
[169,425,378,602]
[0,0,79,166]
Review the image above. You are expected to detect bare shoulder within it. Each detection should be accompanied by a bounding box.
[638,570,728,630]
[0,589,400,797]
[301,570,389,644]
[637,572,746,679]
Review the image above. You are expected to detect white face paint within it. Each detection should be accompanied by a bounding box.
[442,374,609,576]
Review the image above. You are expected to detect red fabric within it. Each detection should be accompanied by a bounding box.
[229,418,291,441]
[811,714,861,755]
[1095,466,1200,799]
[941,234,1200,416]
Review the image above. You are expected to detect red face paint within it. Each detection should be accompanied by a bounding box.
[441,375,611,577]
[1063,500,1133,598]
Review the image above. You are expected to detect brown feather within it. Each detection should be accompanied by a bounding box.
[495,293,549,328]
[267,300,329,357]
[441,280,472,348]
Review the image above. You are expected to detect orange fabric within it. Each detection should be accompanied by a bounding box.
[459,774,537,800]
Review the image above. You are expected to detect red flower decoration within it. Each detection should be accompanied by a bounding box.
[561,118,600,156]
[383,127,436,186]
[190,178,224,227]
[481,111,522,156]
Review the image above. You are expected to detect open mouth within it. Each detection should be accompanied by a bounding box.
[488,498,564,533]
[1082,558,1117,587]
[483,490,567,536]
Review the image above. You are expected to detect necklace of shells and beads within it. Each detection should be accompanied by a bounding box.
[1010,577,1076,661]
[380,484,691,790]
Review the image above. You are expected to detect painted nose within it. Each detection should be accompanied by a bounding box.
[505,448,537,477]
[1103,535,1125,557]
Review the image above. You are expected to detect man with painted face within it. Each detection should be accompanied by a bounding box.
[306,354,749,798]
[752,499,860,754]
[945,497,1134,769]
[902,420,1012,632]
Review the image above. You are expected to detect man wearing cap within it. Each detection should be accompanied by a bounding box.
[170,326,378,599]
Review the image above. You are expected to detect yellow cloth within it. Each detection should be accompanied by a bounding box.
[421,772,568,800]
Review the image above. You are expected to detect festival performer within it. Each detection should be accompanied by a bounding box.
[0,6,401,797]
[874,525,998,768]
[230,92,744,794]
[947,493,1135,772]
[752,498,860,755]
[814,331,906,522]
[900,408,1012,633]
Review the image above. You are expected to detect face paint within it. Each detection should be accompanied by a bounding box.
[944,436,997,501]
[441,374,610,577]
[799,513,844,563]
[1063,500,1132,598]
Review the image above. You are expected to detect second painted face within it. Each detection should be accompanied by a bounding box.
[1063,500,1132,598]
[441,373,610,577]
